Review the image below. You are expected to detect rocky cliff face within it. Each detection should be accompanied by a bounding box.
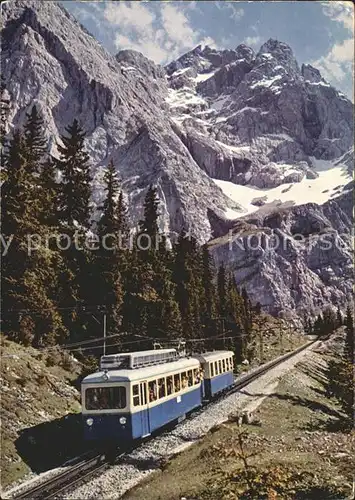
[209,187,353,317]
[1,0,353,319]
[167,40,353,189]
[1,0,234,242]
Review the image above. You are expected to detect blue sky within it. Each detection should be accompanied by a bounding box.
[62,1,353,99]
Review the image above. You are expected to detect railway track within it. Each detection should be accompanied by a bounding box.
[11,339,316,500]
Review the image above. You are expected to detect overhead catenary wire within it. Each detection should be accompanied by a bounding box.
[47,332,250,354]
[2,304,111,315]
[41,332,152,351]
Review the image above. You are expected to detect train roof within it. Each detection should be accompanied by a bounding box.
[194,351,234,363]
[100,348,178,370]
[82,357,200,384]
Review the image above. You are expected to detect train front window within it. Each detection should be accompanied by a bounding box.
[85,386,126,410]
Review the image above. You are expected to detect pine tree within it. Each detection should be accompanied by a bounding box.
[57,119,92,230]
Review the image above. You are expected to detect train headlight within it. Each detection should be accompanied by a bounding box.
[119,417,127,425]
[86,418,94,426]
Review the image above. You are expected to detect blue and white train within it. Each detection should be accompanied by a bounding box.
[81,348,234,443]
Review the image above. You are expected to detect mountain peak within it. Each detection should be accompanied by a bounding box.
[257,38,299,73]
[235,44,255,63]
[115,49,165,80]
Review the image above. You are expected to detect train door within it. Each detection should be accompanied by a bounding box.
[199,366,205,400]
[139,381,150,437]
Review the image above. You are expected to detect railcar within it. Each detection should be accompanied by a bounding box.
[81,348,235,444]
[194,351,234,399]
[82,355,203,443]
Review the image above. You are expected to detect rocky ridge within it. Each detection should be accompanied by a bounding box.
[1,0,353,318]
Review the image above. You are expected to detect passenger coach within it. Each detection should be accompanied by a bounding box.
[82,355,202,442]
[195,351,234,398]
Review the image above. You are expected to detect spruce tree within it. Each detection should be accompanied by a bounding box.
[200,244,216,335]
[23,105,47,173]
[56,120,93,342]
[117,191,129,248]
[57,119,92,229]
[1,131,66,346]
[172,230,203,338]
[217,264,227,320]
[139,184,160,252]
[38,156,58,227]
[98,159,120,236]
[92,159,127,335]
[1,132,31,236]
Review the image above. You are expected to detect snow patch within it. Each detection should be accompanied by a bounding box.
[215,160,351,218]
[216,140,250,153]
[250,74,282,89]
[172,67,191,76]
[193,70,216,83]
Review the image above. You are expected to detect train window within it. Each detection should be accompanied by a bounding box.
[166,375,174,395]
[187,370,193,386]
[210,363,214,377]
[181,372,188,389]
[85,386,126,410]
[158,378,166,398]
[218,360,222,373]
[214,361,218,375]
[193,368,199,384]
[222,359,225,372]
[148,380,157,402]
[174,373,181,392]
[132,384,140,406]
